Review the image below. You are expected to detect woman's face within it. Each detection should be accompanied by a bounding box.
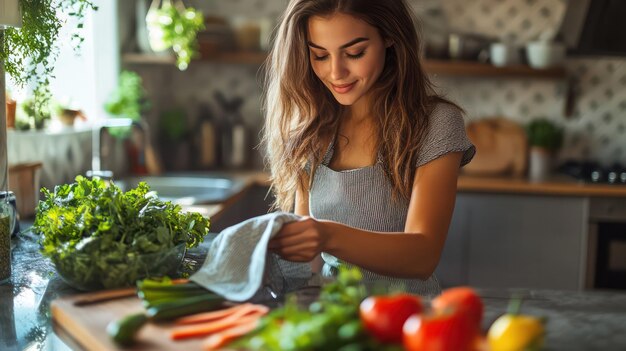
[307,12,388,109]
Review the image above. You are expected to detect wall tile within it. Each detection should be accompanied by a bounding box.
[129,0,626,168]
[438,0,567,44]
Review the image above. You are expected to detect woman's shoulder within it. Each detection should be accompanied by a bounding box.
[428,101,464,123]
[415,100,475,167]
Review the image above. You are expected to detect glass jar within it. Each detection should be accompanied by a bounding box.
[0,192,16,282]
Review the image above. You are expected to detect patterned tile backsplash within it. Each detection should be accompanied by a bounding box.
[434,57,626,165]
[438,0,567,44]
[131,0,626,167]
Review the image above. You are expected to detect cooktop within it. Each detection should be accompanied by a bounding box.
[558,160,626,185]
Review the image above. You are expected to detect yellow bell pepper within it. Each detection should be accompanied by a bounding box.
[487,314,544,351]
[487,297,545,351]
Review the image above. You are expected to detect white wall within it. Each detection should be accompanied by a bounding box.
[49,0,119,120]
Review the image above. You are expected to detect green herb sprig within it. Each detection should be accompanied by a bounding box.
[238,267,402,351]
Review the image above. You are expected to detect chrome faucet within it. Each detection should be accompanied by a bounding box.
[87,118,146,180]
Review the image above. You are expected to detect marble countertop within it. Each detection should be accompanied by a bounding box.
[2,226,626,351]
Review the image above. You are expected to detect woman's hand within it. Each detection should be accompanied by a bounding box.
[268,217,328,262]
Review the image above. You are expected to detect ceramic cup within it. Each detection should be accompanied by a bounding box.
[526,41,566,69]
[490,42,520,67]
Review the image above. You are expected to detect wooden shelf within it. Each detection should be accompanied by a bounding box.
[423,59,566,79]
[122,51,267,65]
[123,53,566,79]
[122,51,571,116]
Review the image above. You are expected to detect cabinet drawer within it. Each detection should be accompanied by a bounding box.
[589,198,626,220]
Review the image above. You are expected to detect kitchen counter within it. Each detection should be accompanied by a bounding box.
[458,174,626,197]
[196,171,626,205]
[2,229,626,350]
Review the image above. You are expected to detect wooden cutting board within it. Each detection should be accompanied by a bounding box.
[463,117,528,176]
[51,289,206,351]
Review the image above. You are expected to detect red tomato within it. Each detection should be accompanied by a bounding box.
[403,310,478,351]
[359,294,423,343]
[431,287,483,330]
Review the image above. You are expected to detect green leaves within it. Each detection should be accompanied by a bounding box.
[526,118,563,151]
[104,70,149,121]
[1,0,98,116]
[104,70,150,138]
[238,267,400,351]
[33,176,210,290]
[146,0,205,71]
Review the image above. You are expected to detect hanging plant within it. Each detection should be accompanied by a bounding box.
[146,0,205,71]
[0,0,98,115]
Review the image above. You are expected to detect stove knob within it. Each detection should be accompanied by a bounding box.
[591,170,603,183]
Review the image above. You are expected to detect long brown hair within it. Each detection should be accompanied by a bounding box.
[262,0,453,211]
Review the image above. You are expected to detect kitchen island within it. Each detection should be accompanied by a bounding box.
[2,227,626,350]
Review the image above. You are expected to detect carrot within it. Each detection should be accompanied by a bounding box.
[170,304,269,340]
[175,303,256,325]
[171,312,263,340]
[202,319,260,350]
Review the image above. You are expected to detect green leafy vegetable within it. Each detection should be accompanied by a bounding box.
[33,176,209,290]
[237,267,402,351]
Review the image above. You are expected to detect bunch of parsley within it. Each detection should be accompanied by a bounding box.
[33,176,209,290]
[237,267,402,351]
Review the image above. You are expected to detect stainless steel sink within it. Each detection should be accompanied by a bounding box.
[114,175,243,205]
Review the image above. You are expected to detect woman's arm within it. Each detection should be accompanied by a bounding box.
[292,177,327,272]
[269,152,463,279]
[294,184,310,217]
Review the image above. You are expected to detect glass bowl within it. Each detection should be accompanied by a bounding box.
[51,243,187,291]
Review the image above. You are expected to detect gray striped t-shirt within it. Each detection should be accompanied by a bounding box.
[309,102,475,296]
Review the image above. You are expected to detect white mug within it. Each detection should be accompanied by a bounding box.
[526,41,566,69]
[490,42,520,67]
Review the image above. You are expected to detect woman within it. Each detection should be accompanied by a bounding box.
[265,0,475,294]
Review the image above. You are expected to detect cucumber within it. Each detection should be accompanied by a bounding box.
[106,312,148,347]
[138,287,211,304]
[146,293,224,322]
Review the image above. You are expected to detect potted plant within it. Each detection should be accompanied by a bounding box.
[14,91,53,131]
[526,118,564,181]
[5,92,16,129]
[103,70,155,175]
[158,106,189,170]
[104,70,150,137]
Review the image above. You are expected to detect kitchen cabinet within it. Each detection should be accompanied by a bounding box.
[437,193,587,290]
